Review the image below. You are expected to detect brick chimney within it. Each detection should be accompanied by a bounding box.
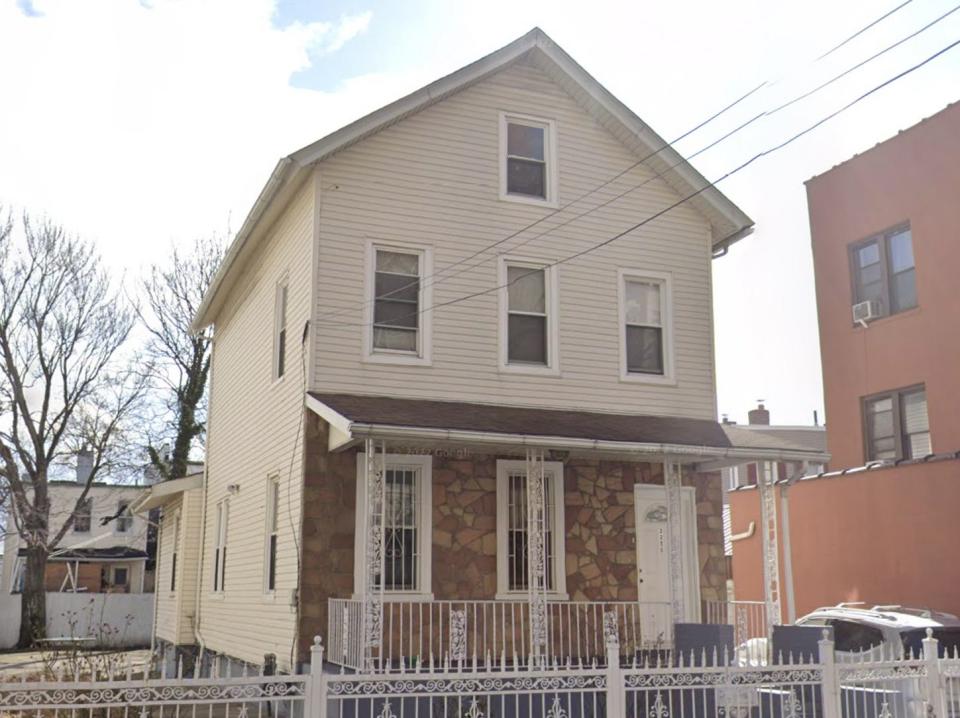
[748,401,770,426]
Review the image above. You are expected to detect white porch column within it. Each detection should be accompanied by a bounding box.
[526,447,548,663]
[361,438,387,670]
[757,460,782,639]
[663,461,685,625]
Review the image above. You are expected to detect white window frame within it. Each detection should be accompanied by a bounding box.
[362,241,434,366]
[170,510,181,595]
[618,269,675,384]
[212,499,228,594]
[264,475,280,595]
[498,256,560,375]
[353,453,433,600]
[272,277,289,382]
[495,459,567,600]
[499,112,559,208]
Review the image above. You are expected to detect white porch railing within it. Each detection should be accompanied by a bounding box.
[328,598,673,670]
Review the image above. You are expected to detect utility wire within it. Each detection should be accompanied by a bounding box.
[310,1,930,326]
[325,37,960,330]
[816,0,914,60]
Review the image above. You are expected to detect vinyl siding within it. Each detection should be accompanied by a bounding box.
[154,488,203,646]
[311,59,717,418]
[197,179,314,670]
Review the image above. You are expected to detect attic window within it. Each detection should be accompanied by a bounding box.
[500,113,557,206]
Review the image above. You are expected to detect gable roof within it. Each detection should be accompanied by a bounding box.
[193,27,754,330]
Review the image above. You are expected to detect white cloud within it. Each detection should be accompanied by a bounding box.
[0,0,395,274]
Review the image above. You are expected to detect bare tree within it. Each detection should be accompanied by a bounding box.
[0,210,147,647]
[140,235,223,481]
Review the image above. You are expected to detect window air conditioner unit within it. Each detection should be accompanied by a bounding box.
[852,299,881,326]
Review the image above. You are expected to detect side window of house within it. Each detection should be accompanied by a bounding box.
[850,224,916,319]
[621,273,671,380]
[354,455,432,595]
[495,460,566,597]
[265,476,279,592]
[501,260,557,371]
[273,280,288,380]
[170,511,181,593]
[116,500,133,533]
[213,500,229,592]
[863,385,930,461]
[73,498,92,533]
[501,114,556,204]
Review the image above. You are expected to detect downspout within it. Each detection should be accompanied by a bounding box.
[192,337,216,663]
[150,511,164,656]
[780,462,808,625]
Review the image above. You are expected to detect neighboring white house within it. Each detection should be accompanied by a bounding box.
[142,28,827,673]
[0,455,156,648]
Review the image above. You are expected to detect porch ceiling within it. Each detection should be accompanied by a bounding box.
[305,393,830,467]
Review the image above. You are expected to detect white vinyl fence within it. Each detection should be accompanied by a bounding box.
[2,631,959,718]
[0,592,154,649]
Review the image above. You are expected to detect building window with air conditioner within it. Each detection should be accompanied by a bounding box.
[849,224,916,324]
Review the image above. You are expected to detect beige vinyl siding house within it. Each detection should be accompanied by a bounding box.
[153,487,204,648]
[148,29,833,674]
[193,179,315,670]
[312,60,717,418]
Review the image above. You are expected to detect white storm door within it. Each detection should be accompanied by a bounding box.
[634,483,701,640]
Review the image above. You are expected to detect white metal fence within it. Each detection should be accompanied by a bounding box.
[4,631,960,718]
[328,598,673,671]
[702,599,769,646]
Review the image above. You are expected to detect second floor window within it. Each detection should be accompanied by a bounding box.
[373,249,420,353]
[864,386,930,461]
[115,501,133,533]
[73,498,92,533]
[500,113,556,204]
[273,281,288,380]
[170,511,181,593]
[501,259,557,371]
[850,224,916,319]
[620,271,672,382]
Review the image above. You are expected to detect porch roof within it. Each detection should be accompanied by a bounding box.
[306,393,830,466]
[20,546,148,562]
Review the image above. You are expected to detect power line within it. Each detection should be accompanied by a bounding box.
[329,37,960,330]
[816,0,914,60]
[311,2,929,326]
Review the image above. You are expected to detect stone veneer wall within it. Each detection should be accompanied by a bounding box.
[297,414,728,659]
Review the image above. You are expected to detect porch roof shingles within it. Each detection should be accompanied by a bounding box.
[308,392,825,457]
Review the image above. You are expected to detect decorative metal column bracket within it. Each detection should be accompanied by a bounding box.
[758,460,782,642]
[361,438,387,670]
[664,461,685,625]
[526,447,548,663]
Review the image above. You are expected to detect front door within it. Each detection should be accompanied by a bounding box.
[634,484,700,642]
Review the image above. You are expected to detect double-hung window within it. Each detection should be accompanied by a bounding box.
[500,113,557,205]
[273,280,288,380]
[213,500,228,592]
[863,386,930,462]
[496,460,566,598]
[73,498,92,533]
[850,224,916,319]
[366,244,432,363]
[115,500,133,533]
[265,476,279,593]
[500,259,558,372]
[170,511,181,593]
[354,454,432,597]
[619,271,672,382]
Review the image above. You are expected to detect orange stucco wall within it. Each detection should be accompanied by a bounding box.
[730,103,960,618]
[807,102,960,468]
[730,460,960,617]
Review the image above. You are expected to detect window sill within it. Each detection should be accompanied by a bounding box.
[351,592,435,603]
[498,362,561,377]
[495,592,569,602]
[619,372,677,386]
[362,351,432,367]
[208,593,225,601]
[499,192,559,210]
[262,591,276,604]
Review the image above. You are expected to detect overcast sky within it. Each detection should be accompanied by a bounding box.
[1,0,957,426]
